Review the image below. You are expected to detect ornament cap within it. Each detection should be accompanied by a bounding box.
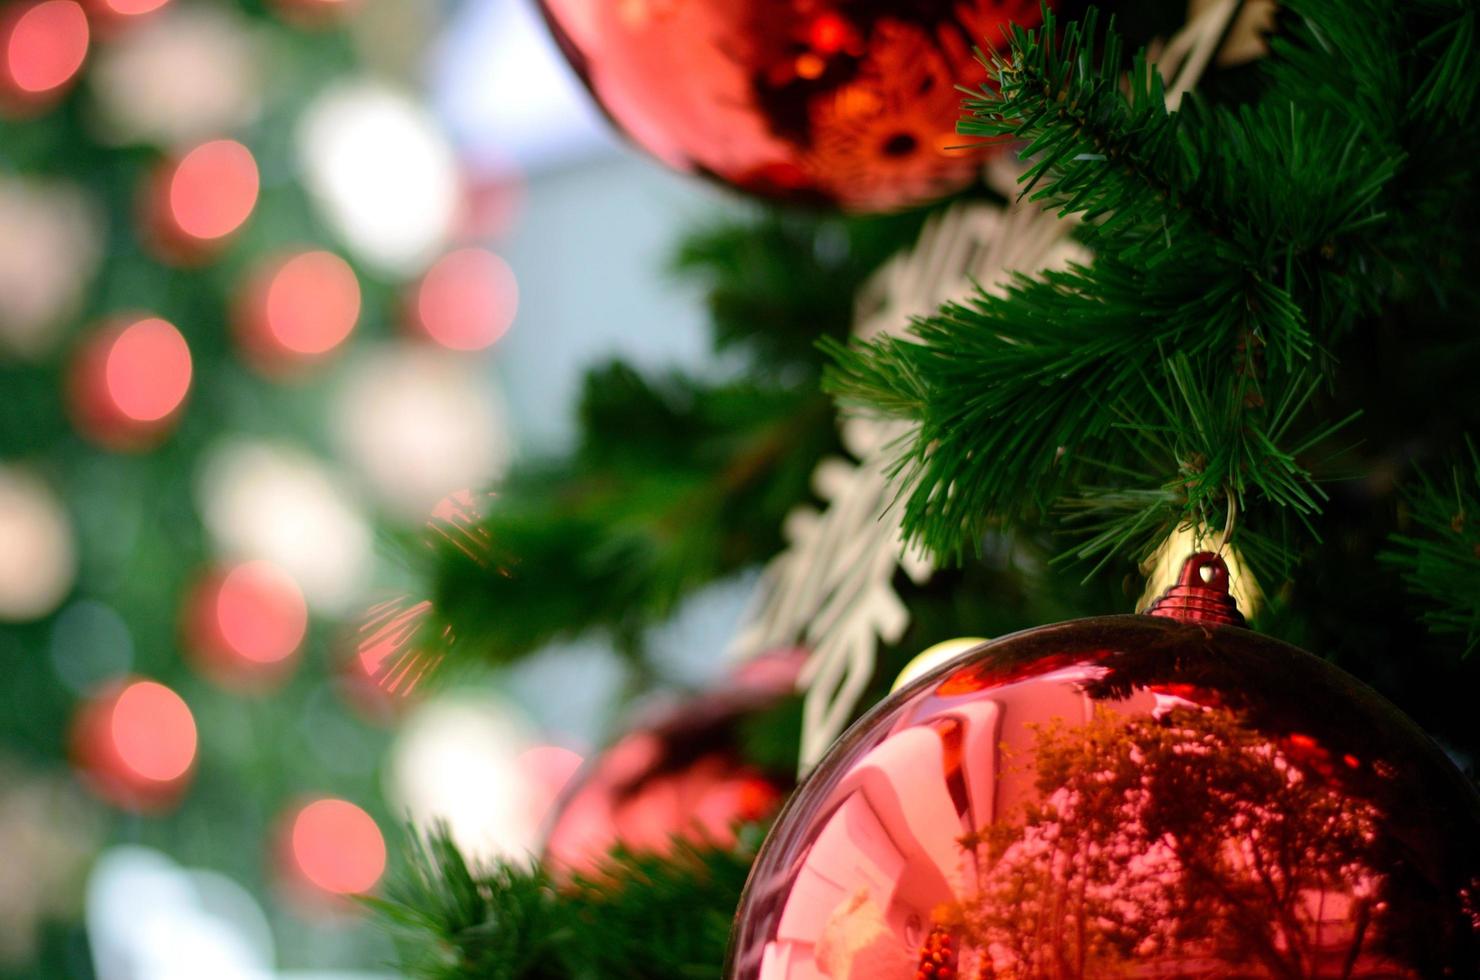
[1145,551,1246,627]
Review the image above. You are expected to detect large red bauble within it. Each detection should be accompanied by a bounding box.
[543,650,804,877]
[729,558,1480,979]
[536,0,1044,212]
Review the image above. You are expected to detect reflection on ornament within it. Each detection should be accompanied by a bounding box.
[890,637,986,693]
[144,139,258,263]
[297,80,459,274]
[196,437,373,613]
[0,1,88,115]
[68,316,192,451]
[0,466,76,622]
[387,695,579,864]
[234,249,360,374]
[278,797,385,901]
[410,247,517,351]
[330,344,510,522]
[87,5,260,146]
[71,678,197,812]
[729,557,1480,979]
[182,561,308,692]
[0,177,103,359]
[536,0,1045,212]
[544,649,804,877]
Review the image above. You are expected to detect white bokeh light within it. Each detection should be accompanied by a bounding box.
[0,466,77,622]
[387,695,573,865]
[331,344,510,523]
[0,178,102,359]
[297,80,460,275]
[196,438,373,614]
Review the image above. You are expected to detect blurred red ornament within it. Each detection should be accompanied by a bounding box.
[71,677,197,812]
[183,560,308,692]
[729,555,1480,979]
[536,0,1045,212]
[543,649,805,877]
[0,0,88,116]
[409,247,517,352]
[267,0,358,30]
[143,138,258,263]
[68,314,192,451]
[276,796,386,904]
[234,249,361,374]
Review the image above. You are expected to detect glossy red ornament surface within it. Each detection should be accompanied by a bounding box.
[536,0,1044,212]
[543,650,804,876]
[729,617,1480,978]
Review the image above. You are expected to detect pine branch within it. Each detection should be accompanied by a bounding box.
[423,363,837,671]
[1383,439,1480,655]
[376,827,758,980]
[824,3,1466,572]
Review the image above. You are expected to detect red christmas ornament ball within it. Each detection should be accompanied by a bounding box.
[542,649,805,877]
[729,555,1480,979]
[536,0,1046,212]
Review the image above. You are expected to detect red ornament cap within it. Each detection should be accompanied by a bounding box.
[1145,551,1246,628]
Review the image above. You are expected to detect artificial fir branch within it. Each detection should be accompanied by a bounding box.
[1383,440,1480,656]
[824,2,1465,575]
[411,210,937,675]
[425,364,838,671]
[377,827,759,980]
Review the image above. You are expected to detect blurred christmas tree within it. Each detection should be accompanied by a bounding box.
[0,0,519,975]
[374,0,1480,977]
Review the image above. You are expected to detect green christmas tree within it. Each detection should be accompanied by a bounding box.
[376,0,1480,977]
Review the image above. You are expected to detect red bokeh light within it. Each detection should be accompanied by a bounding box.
[145,139,258,263]
[184,561,308,691]
[235,250,360,373]
[71,677,197,811]
[90,0,169,16]
[1,1,88,112]
[410,248,517,351]
[169,139,258,240]
[68,316,192,451]
[284,797,386,897]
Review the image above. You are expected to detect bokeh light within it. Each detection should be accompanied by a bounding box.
[411,247,517,351]
[331,344,511,521]
[268,0,358,29]
[167,139,258,241]
[285,798,385,896]
[68,316,192,450]
[890,636,988,692]
[235,250,360,372]
[184,561,307,691]
[2,1,89,105]
[0,177,103,359]
[72,678,197,811]
[89,0,171,19]
[386,695,578,864]
[196,438,374,613]
[0,465,77,622]
[297,80,459,274]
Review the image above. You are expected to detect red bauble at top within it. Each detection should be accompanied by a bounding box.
[542,649,805,877]
[728,555,1480,979]
[537,0,1046,213]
